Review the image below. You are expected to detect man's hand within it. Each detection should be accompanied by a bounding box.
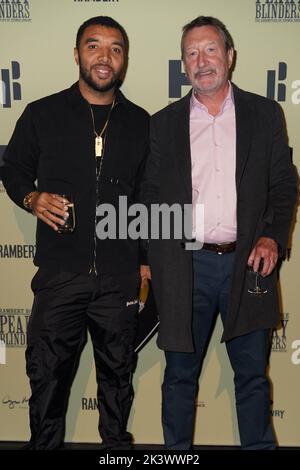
[140,265,151,289]
[247,237,278,277]
[30,192,70,231]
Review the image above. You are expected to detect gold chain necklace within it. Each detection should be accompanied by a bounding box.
[89,96,116,157]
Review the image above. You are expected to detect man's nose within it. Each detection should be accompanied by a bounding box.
[97,47,111,63]
[197,51,208,67]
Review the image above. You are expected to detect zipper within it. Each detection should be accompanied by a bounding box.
[90,155,104,276]
[88,101,118,276]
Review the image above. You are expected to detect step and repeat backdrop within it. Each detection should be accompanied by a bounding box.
[0,0,299,446]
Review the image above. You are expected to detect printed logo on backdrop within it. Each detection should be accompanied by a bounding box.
[272,313,289,352]
[169,60,190,100]
[0,0,31,22]
[168,60,191,102]
[0,244,35,258]
[82,397,98,411]
[271,406,285,419]
[256,0,300,22]
[0,61,21,108]
[169,59,300,104]
[0,308,30,348]
[267,61,300,104]
[1,395,29,410]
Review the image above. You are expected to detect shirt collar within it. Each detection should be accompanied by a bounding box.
[69,81,128,110]
[190,81,234,115]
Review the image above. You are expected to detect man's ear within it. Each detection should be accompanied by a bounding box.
[227,47,234,70]
[74,47,79,66]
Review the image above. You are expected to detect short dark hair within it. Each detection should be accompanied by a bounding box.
[76,16,129,56]
[181,16,234,57]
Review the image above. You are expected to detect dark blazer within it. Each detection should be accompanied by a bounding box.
[143,83,297,352]
[1,83,149,275]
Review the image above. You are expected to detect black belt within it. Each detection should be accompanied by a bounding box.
[202,241,236,255]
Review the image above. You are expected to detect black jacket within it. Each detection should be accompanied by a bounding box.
[1,83,149,274]
[142,84,297,351]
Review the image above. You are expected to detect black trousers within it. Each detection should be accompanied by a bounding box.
[26,268,140,450]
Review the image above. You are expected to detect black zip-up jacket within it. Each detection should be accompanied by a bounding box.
[1,83,149,274]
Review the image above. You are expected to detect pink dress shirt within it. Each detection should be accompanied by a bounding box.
[190,83,237,244]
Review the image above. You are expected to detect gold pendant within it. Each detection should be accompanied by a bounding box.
[95,136,103,157]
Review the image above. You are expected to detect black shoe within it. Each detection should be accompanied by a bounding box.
[20,441,65,450]
[99,442,133,451]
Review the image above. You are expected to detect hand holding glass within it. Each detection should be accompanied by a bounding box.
[57,194,75,234]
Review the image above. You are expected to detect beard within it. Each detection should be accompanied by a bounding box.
[78,57,123,93]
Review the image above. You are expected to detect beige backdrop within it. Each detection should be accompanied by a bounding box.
[0,0,299,446]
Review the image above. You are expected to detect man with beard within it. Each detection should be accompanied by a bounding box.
[143,16,297,449]
[0,16,149,450]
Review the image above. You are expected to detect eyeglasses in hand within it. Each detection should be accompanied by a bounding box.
[247,260,268,295]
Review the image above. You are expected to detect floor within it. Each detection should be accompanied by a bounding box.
[0,441,298,450]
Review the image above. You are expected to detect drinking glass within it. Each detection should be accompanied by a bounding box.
[57,194,75,234]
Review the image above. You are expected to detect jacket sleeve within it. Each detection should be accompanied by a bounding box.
[260,100,298,256]
[133,111,150,265]
[0,104,39,211]
[140,115,161,207]
[139,114,163,261]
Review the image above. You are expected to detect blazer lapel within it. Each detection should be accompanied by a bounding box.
[171,92,192,202]
[233,84,254,189]
[170,86,254,199]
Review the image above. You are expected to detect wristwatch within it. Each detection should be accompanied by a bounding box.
[23,191,35,210]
